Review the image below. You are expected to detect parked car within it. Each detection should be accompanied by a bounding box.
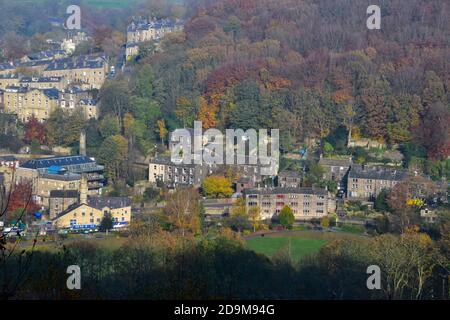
[2,227,25,238]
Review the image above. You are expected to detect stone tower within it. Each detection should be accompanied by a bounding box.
[79,174,88,204]
[79,130,86,156]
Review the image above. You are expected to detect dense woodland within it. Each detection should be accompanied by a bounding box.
[109,0,450,182]
[1,0,449,183]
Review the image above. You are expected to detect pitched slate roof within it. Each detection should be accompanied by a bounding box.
[45,54,107,71]
[20,155,95,169]
[20,76,63,83]
[318,157,353,167]
[5,86,27,93]
[41,173,81,181]
[243,187,328,196]
[79,98,97,106]
[0,155,18,162]
[0,62,17,71]
[348,165,409,181]
[0,74,18,79]
[53,196,131,220]
[278,170,301,178]
[27,50,66,61]
[42,88,59,99]
[87,197,131,210]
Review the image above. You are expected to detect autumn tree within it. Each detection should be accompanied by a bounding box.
[23,117,46,145]
[156,119,168,145]
[6,181,40,223]
[387,176,440,233]
[202,175,233,198]
[248,206,262,232]
[164,188,201,236]
[98,80,131,127]
[422,71,446,107]
[371,232,442,299]
[360,76,390,140]
[279,205,294,229]
[227,198,250,233]
[320,216,330,229]
[97,135,128,182]
[46,109,85,147]
[197,96,217,129]
[414,102,450,160]
[99,115,121,138]
[175,96,196,127]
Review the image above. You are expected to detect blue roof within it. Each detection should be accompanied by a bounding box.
[43,88,59,99]
[47,165,63,173]
[20,155,95,169]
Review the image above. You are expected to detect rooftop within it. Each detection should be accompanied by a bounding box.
[87,197,131,210]
[278,170,301,178]
[150,156,199,167]
[42,88,59,99]
[79,98,97,106]
[40,173,81,181]
[243,187,328,196]
[318,157,353,167]
[45,54,107,71]
[5,86,28,93]
[0,155,18,162]
[348,165,409,181]
[127,17,184,32]
[27,50,66,61]
[53,196,131,220]
[0,74,18,79]
[20,76,63,83]
[20,155,96,170]
[5,86,60,99]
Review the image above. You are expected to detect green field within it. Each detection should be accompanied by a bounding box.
[246,237,326,260]
[245,230,365,261]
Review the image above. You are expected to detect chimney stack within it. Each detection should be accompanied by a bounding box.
[79,174,88,204]
[80,130,86,156]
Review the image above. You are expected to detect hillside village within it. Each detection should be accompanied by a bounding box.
[0,0,449,301]
[0,10,448,236]
[0,17,186,233]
